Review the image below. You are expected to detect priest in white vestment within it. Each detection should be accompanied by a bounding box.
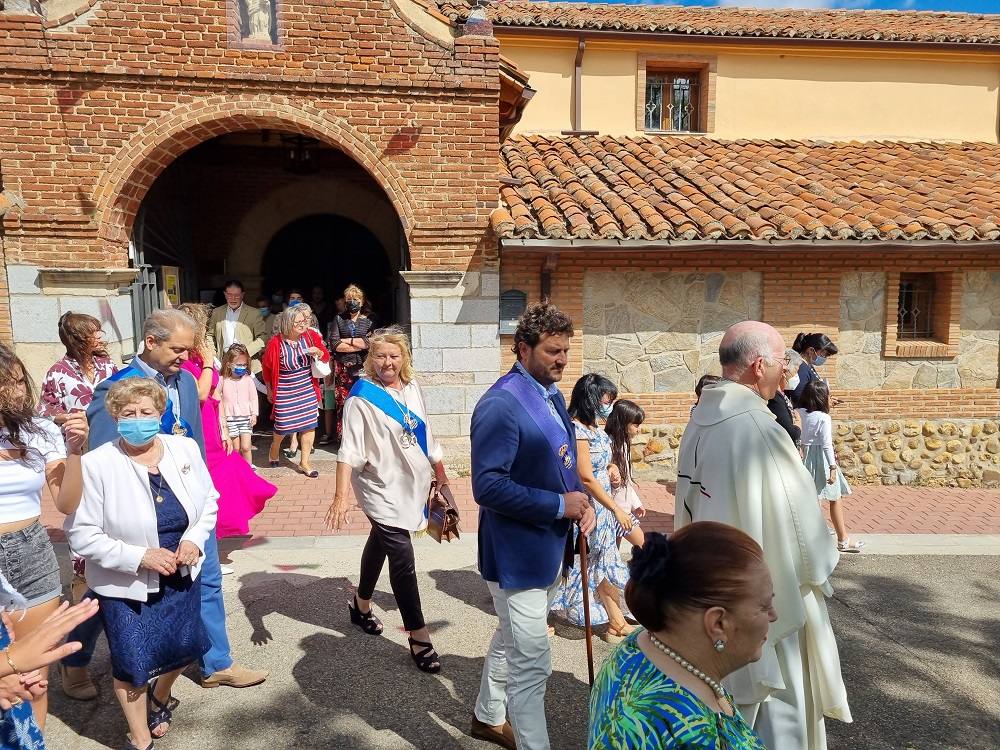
[676,321,852,750]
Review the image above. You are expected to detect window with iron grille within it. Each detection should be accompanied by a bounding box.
[644,72,701,133]
[897,273,936,340]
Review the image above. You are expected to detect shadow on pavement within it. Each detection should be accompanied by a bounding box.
[428,567,496,616]
[826,557,999,750]
[238,572,399,646]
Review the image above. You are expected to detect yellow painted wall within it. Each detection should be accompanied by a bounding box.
[501,38,1000,143]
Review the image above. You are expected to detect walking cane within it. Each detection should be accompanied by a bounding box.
[577,525,595,687]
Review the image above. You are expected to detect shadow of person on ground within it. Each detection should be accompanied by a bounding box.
[826,558,999,750]
[290,630,590,749]
[428,567,496,616]
[238,572,399,646]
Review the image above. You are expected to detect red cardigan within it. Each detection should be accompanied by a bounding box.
[261,328,330,416]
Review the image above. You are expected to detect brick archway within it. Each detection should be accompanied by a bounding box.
[93,95,416,252]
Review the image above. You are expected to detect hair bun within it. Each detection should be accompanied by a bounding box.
[628,532,671,585]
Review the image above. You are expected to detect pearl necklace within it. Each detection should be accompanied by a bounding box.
[648,632,733,715]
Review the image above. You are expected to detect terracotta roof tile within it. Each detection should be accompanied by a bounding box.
[438,1,1000,45]
[493,135,1000,243]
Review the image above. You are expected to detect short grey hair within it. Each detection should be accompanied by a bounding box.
[784,348,804,377]
[719,330,775,371]
[276,306,312,338]
[143,308,197,344]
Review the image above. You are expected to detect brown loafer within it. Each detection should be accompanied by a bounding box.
[59,663,98,701]
[470,716,516,750]
[200,663,268,688]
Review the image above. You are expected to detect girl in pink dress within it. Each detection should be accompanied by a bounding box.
[218,344,258,467]
[177,303,277,539]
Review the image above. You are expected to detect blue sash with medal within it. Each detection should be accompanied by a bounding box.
[495,370,577,492]
[347,378,429,458]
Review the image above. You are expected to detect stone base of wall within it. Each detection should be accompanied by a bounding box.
[628,419,1000,488]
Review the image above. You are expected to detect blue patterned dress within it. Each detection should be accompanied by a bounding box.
[97,474,208,687]
[589,631,766,749]
[552,421,631,626]
[0,620,44,749]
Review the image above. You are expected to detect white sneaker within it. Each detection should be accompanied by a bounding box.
[220,565,235,575]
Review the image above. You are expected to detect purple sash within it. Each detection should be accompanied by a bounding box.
[495,371,578,492]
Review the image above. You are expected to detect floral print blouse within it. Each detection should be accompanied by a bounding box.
[38,355,118,417]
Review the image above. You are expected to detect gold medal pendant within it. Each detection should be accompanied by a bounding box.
[172,423,185,435]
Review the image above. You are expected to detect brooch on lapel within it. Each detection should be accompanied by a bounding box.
[181,464,191,475]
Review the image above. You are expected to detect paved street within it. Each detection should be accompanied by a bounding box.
[40,444,1000,540]
[42,537,999,750]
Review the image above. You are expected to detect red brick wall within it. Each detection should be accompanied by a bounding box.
[501,247,1000,420]
[0,1,500,281]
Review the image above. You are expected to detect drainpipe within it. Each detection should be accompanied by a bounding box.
[562,37,598,136]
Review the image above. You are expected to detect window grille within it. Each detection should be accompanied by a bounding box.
[897,273,936,340]
[644,73,700,133]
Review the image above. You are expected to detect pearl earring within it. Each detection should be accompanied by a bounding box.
[714,639,726,652]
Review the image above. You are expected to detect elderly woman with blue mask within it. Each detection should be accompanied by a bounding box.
[66,378,218,750]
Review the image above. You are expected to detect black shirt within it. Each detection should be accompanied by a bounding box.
[768,393,801,447]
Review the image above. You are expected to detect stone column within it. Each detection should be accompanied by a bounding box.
[6,264,137,381]
[402,269,500,466]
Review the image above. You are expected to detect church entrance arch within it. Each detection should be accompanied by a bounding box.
[121,127,406,345]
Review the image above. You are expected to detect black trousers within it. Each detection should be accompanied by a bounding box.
[357,517,425,632]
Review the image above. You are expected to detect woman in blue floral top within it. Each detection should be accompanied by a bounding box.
[589,523,776,750]
[553,374,635,641]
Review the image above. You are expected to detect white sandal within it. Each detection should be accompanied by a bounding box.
[837,538,864,553]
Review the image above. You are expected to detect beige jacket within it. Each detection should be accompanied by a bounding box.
[207,303,266,372]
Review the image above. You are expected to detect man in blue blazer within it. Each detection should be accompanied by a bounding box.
[81,308,267,693]
[470,303,596,750]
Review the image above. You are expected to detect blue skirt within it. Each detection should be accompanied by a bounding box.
[803,444,853,502]
[98,571,207,687]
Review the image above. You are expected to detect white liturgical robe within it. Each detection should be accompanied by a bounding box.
[676,379,852,750]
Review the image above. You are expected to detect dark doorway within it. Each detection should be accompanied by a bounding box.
[260,214,395,331]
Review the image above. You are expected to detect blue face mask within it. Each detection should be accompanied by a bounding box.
[117,417,161,447]
[814,355,827,367]
[288,299,302,307]
[258,307,270,318]
[598,403,613,419]
[233,366,248,377]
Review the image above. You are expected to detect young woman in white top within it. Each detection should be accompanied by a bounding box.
[326,327,451,674]
[795,379,862,554]
[0,344,88,728]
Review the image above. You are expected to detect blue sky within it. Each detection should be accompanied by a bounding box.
[609,0,996,12]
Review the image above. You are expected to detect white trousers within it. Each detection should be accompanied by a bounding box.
[738,631,828,750]
[474,576,562,750]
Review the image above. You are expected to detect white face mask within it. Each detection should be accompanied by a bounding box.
[786,374,800,390]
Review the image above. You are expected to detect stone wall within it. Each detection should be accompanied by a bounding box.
[623,417,1000,488]
[837,270,1000,389]
[582,270,761,393]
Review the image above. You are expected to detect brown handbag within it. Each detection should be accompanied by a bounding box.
[426,480,461,543]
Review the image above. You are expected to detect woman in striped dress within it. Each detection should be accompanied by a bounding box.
[262,307,330,477]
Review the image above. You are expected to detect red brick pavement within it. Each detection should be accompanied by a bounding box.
[41,471,1000,540]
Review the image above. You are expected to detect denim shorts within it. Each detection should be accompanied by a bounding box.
[0,521,61,608]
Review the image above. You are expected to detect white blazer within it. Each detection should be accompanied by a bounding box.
[65,435,219,602]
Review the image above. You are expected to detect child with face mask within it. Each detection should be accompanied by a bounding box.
[218,344,257,466]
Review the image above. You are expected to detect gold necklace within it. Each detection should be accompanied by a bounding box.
[150,471,165,504]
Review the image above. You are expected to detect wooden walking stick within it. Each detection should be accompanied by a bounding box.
[577,525,595,687]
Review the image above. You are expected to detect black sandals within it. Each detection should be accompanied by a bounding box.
[348,596,384,635]
[408,636,442,674]
[147,680,178,739]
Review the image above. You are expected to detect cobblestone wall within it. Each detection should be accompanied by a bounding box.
[582,270,761,393]
[625,418,1000,488]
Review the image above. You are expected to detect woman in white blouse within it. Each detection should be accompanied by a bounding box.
[0,343,88,728]
[66,378,218,750]
[326,327,450,674]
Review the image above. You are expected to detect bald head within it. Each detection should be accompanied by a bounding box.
[719,321,786,399]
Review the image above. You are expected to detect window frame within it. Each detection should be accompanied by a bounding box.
[883,271,961,358]
[636,54,716,135]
